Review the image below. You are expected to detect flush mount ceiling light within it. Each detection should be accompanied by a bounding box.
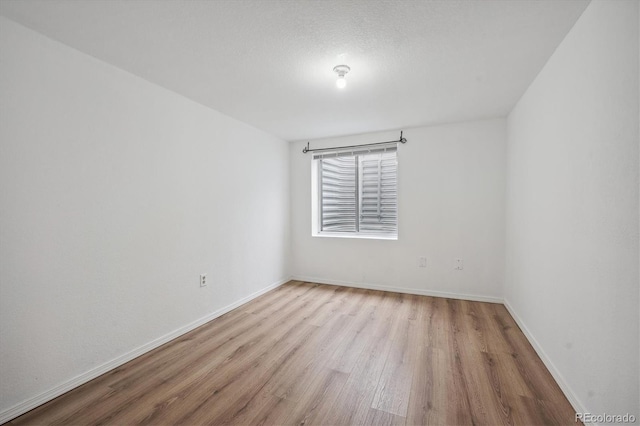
[333,64,350,89]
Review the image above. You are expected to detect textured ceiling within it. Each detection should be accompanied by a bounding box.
[0,0,589,141]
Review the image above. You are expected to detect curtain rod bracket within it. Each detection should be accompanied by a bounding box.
[303,130,407,154]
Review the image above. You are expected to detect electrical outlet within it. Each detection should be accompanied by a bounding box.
[200,273,207,287]
[455,259,463,270]
[418,257,427,268]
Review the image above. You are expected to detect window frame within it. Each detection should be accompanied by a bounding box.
[311,146,398,240]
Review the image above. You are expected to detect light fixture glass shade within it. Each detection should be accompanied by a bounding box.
[333,64,350,89]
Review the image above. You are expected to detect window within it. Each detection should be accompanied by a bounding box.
[312,143,398,239]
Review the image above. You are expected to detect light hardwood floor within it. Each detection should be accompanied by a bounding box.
[11,281,578,425]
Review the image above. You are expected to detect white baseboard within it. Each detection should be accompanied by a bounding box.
[291,275,503,304]
[503,298,586,417]
[0,277,290,424]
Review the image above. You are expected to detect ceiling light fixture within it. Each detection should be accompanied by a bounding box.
[333,65,350,89]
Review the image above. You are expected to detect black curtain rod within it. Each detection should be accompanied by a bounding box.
[302,131,407,154]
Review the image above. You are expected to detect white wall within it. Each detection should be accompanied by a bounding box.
[290,119,506,301]
[0,17,290,419]
[505,0,639,417]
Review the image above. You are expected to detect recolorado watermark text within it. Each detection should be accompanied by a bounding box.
[576,413,636,424]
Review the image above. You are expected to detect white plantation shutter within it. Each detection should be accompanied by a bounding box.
[359,152,397,233]
[314,143,397,236]
[319,156,357,232]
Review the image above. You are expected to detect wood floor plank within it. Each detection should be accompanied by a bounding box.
[516,394,578,426]
[479,302,518,355]
[326,308,380,373]
[100,319,315,425]
[240,279,302,315]
[177,286,346,424]
[345,288,373,316]
[160,323,322,425]
[10,281,579,426]
[103,292,329,424]
[305,285,352,327]
[267,314,352,402]
[280,367,349,425]
[449,299,509,425]
[364,407,407,426]
[406,345,450,425]
[246,394,291,426]
[486,351,536,399]
[371,313,418,416]
[311,303,400,425]
[245,281,317,318]
[491,304,574,406]
[152,290,330,419]
[410,293,429,321]
[422,296,453,350]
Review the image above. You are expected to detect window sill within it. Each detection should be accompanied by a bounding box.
[312,232,398,241]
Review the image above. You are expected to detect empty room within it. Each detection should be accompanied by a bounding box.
[0,0,638,425]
